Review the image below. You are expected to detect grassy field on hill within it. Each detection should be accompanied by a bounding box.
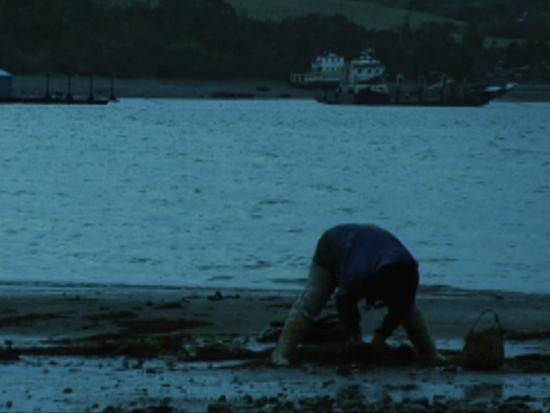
[226,0,466,31]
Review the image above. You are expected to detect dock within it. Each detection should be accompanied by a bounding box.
[0,74,117,105]
[0,96,111,105]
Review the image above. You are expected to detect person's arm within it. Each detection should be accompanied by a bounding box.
[373,287,416,348]
[335,280,363,342]
[375,303,410,339]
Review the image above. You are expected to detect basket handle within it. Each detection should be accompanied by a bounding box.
[469,309,503,334]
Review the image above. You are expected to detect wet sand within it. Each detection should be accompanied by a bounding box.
[1,282,549,412]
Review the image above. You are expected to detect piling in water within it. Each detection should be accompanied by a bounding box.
[88,75,95,102]
[109,75,118,102]
[66,75,73,102]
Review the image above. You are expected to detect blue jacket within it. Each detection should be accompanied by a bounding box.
[322,223,417,291]
[314,224,419,338]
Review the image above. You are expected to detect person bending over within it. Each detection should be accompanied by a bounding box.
[272,223,445,366]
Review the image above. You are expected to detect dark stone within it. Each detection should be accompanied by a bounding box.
[254,397,268,407]
[335,365,353,376]
[412,397,430,407]
[208,291,224,301]
[207,402,232,413]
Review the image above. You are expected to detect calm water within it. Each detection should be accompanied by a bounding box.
[1,99,549,293]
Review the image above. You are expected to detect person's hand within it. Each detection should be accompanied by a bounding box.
[371,332,390,354]
[420,351,450,366]
[345,332,363,349]
[271,349,291,366]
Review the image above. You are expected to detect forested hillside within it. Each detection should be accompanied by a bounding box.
[0,0,548,81]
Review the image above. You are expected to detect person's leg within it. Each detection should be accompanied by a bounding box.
[272,262,338,365]
[402,308,446,365]
[294,262,339,321]
[382,265,445,365]
[373,263,419,340]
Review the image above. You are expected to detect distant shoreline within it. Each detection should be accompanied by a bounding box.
[0,278,547,298]
[12,75,550,102]
[13,75,317,101]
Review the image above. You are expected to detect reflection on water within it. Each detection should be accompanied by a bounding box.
[0,100,549,293]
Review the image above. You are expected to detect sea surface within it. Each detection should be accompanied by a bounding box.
[1,99,549,293]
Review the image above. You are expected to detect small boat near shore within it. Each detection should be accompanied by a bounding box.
[320,81,515,107]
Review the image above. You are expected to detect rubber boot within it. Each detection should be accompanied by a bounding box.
[271,309,309,366]
[402,309,446,365]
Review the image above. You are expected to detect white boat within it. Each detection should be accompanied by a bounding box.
[296,50,514,106]
[336,48,391,103]
[290,52,346,89]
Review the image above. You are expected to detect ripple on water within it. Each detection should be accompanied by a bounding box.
[0,100,549,293]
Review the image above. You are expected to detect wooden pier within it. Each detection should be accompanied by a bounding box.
[0,74,117,105]
[0,96,111,105]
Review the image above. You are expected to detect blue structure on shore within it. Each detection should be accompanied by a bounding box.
[0,69,13,98]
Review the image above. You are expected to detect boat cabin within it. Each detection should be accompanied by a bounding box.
[311,53,346,73]
[346,49,385,85]
[290,52,346,87]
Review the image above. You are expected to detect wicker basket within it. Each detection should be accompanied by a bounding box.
[462,309,505,370]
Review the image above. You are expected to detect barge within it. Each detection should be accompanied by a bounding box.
[0,96,111,105]
[0,73,117,105]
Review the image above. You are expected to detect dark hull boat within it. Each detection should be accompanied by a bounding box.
[318,81,508,107]
[308,50,513,107]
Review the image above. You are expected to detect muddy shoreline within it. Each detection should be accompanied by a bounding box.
[1,282,549,412]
